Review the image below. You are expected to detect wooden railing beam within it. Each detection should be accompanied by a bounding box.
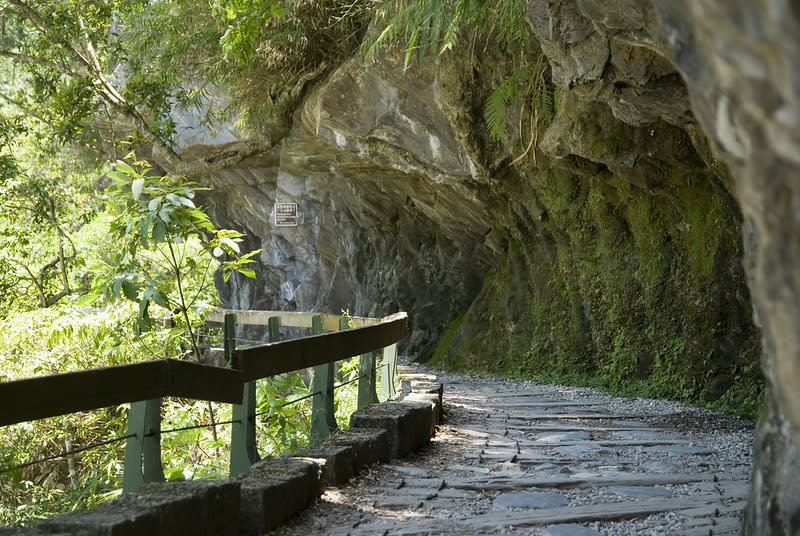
[0,360,243,428]
[1,308,407,497]
[234,313,408,382]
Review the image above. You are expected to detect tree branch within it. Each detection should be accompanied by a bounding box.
[0,90,55,127]
[10,256,48,307]
[7,0,93,66]
[43,281,90,307]
[4,1,330,180]
[0,48,73,74]
[5,0,184,171]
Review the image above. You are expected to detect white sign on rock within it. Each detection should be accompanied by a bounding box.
[275,202,299,227]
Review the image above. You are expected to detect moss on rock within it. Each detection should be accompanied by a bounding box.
[431,97,761,415]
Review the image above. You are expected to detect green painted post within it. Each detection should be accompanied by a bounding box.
[231,315,280,476]
[230,313,258,477]
[379,343,398,400]
[122,398,164,493]
[357,351,378,409]
[223,313,235,366]
[141,399,164,483]
[268,316,280,345]
[310,315,337,446]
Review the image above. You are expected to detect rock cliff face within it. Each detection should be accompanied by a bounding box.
[200,53,495,352]
[524,2,800,533]
[190,1,800,533]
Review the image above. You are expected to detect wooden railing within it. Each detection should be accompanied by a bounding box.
[0,309,407,493]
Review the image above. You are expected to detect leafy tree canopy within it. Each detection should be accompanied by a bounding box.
[0,0,371,176]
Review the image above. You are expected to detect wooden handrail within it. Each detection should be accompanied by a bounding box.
[233,312,408,382]
[0,360,243,427]
[205,308,379,330]
[0,309,407,494]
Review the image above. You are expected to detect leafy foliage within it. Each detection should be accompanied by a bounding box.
[484,57,556,164]
[0,0,371,176]
[0,305,372,525]
[0,116,100,314]
[0,0,386,527]
[362,0,554,162]
[120,0,371,135]
[484,66,535,140]
[362,0,530,68]
[0,304,173,526]
[90,156,260,352]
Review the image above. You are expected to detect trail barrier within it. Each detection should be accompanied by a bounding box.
[0,309,407,493]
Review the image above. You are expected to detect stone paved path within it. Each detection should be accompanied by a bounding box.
[269,369,753,536]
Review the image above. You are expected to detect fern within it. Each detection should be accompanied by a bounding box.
[484,66,533,140]
[492,0,530,45]
[532,65,555,127]
[361,0,530,66]
[485,57,558,168]
[360,0,555,153]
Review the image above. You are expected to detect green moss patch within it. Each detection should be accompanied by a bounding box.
[430,103,762,417]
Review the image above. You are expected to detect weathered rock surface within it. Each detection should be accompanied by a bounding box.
[201,52,493,352]
[182,1,799,533]
[524,1,800,533]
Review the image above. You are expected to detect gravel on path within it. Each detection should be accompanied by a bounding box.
[268,367,754,536]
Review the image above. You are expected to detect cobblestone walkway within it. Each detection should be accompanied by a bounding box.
[270,370,753,536]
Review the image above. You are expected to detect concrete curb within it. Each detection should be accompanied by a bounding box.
[293,427,390,486]
[237,456,321,535]
[325,427,391,468]
[403,392,443,436]
[36,479,240,536]
[292,445,356,487]
[349,401,433,459]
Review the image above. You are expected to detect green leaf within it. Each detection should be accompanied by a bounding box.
[238,268,256,279]
[151,289,168,308]
[75,291,100,306]
[131,178,145,201]
[121,279,138,301]
[166,467,184,481]
[219,237,240,253]
[144,284,169,308]
[106,169,132,185]
[148,196,162,212]
[177,196,195,208]
[114,161,137,176]
[138,215,153,248]
[112,278,123,299]
[138,298,153,331]
[152,221,167,243]
[403,28,420,70]
[238,249,262,261]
